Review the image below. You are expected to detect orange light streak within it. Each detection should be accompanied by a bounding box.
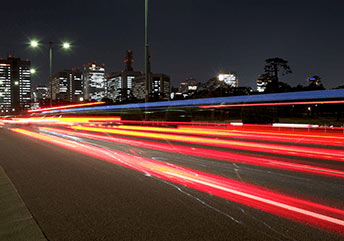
[27,101,105,113]
[57,116,121,124]
[0,116,120,125]
[177,126,344,146]
[71,126,344,162]
[101,124,344,147]
[119,120,227,127]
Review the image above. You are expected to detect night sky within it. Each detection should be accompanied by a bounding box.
[1,0,344,89]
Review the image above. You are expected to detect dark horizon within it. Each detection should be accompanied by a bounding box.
[1,0,344,89]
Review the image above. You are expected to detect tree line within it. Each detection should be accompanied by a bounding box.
[182,57,344,100]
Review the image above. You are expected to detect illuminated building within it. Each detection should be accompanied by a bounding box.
[257,74,272,92]
[172,77,198,99]
[133,73,170,100]
[51,69,83,103]
[32,85,48,108]
[33,85,48,102]
[83,62,106,101]
[70,69,83,102]
[257,77,266,92]
[218,73,238,87]
[0,56,31,114]
[107,50,141,102]
[182,77,197,93]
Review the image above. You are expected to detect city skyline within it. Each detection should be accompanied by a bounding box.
[1,0,344,89]
[1,2,344,240]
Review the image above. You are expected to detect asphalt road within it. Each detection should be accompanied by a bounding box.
[0,127,343,241]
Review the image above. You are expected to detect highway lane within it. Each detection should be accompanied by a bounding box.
[38,126,344,206]
[0,125,343,240]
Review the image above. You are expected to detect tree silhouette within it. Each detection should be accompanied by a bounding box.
[264,57,292,82]
[334,85,344,89]
[192,78,235,98]
[263,57,292,92]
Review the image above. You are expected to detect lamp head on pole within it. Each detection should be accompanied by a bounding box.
[30,40,39,48]
[62,42,71,50]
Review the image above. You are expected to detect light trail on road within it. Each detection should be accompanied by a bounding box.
[199,99,344,108]
[81,123,344,147]
[27,101,105,113]
[177,125,344,146]
[10,128,344,235]
[0,116,121,125]
[40,127,344,178]
[70,125,344,162]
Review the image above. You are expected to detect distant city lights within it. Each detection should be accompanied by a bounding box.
[218,73,238,87]
[218,74,225,81]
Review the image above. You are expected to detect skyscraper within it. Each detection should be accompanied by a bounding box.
[83,62,106,101]
[0,56,31,114]
[132,73,170,101]
[257,74,273,92]
[51,69,83,103]
[107,50,141,102]
[218,73,238,87]
[32,85,49,109]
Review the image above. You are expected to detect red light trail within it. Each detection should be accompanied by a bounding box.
[40,127,344,178]
[70,126,344,162]
[27,101,105,113]
[176,125,344,146]
[0,116,121,125]
[84,123,344,147]
[10,128,344,235]
[199,99,344,108]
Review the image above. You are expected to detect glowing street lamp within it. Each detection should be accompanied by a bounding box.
[62,42,71,50]
[218,74,225,81]
[30,40,39,48]
[30,68,36,74]
[28,39,72,106]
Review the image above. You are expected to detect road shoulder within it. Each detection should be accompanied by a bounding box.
[0,166,46,241]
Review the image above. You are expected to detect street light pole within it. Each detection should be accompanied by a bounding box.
[29,39,71,108]
[49,41,53,107]
[144,0,149,103]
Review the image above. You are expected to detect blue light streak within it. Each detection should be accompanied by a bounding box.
[42,89,344,114]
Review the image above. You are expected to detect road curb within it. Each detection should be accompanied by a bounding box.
[0,166,47,241]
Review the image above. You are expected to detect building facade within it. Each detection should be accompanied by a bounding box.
[51,69,83,103]
[0,56,31,114]
[257,74,272,92]
[107,50,141,102]
[32,85,49,109]
[132,73,170,100]
[83,62,106,101]
[218,73,238,87]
